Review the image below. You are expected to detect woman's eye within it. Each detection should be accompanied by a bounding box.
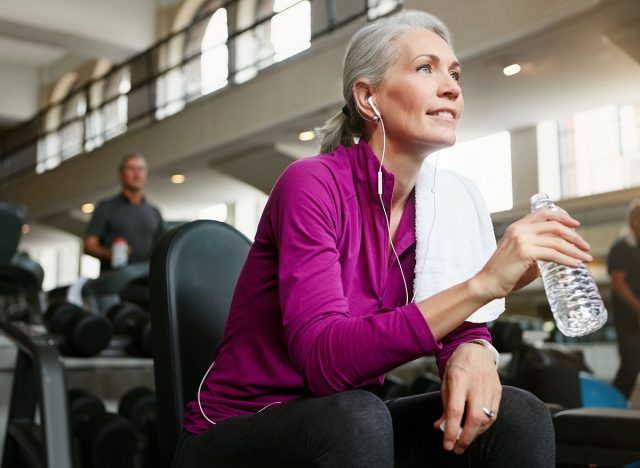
[450,71,461,82]
[417,64,432,74]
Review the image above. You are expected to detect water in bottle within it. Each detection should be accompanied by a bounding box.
[530,193,607,337]
[111,237,129,269]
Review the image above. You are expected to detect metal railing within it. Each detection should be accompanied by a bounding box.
[0,0,400,185]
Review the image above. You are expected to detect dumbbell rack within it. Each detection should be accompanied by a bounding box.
[0,320,72,468]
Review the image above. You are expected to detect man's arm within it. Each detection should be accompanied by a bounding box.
[610,270,640,317]
[84,235,111,262]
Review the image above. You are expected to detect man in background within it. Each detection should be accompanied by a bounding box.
[84,153,163,273]
[607,198,640,399]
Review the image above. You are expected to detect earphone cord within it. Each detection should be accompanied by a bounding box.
[197,360,217,425]
[377,115,409,306]
[198,360,283,425]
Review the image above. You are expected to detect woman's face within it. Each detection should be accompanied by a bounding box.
[374,28,464,154]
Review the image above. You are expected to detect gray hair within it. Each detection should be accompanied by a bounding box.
[316,10,453,154]
[119,152,147,172]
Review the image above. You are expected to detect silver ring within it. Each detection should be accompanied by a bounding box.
[482,407,496,418]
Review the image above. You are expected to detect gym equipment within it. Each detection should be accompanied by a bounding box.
[44,301,112,357]
[0,202,46,323]
[119,387,159,468]
[491,319,640,466]
[106,301,153,356]
[68,388,139,468]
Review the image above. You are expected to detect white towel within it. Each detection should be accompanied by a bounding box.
[413,163,505,323]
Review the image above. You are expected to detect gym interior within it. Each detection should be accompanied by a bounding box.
[0,0,639,466]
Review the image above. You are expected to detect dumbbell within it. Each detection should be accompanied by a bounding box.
[119,387,159,468]
[106,302,153,357]
[44,301,112,356]
[68,388,139,468]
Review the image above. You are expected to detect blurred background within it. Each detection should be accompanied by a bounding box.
[0,0,639,398]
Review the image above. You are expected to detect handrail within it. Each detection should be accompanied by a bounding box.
[0,0,394,185]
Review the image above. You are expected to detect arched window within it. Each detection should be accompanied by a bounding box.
[252,0,310,71]
[103,67,131,139]
[184,1,229,100]
[59,89,87,160]
[85,65,130,151]
[37,72,77,173]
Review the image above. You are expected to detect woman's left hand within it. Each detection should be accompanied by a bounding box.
[433,342,502,455]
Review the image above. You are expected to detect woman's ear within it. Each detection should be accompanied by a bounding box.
[353,79,376,122]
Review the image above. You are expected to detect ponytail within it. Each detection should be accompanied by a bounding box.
[315,110,358,154]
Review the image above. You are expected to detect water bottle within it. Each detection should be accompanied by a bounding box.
[111,237,129,269]
[530,193,607,337]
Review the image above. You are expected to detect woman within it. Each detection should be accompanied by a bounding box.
[173,10,592,467]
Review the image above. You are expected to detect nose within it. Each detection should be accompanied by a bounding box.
[438,74,461,101]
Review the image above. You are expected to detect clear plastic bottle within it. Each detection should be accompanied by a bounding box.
[530,193,607,337]
[111,236,129,269]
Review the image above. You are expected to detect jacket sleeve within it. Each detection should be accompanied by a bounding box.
[270,161,442,396]
[435,321,493,378]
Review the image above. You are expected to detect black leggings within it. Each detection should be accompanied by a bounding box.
[172,386,555,468]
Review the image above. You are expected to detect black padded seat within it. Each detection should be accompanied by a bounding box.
[0,203,42,289]
[149,220,251,467]
[0,202,24,263]
[0,203,45,321]
[555,407,640,465]
[150,220,316,468]
[0,253,44,291]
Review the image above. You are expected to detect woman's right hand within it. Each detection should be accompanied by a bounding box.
[475,208,593,300]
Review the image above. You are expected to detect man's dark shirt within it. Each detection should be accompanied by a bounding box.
[86,194,163,272]
[607,238,640,331]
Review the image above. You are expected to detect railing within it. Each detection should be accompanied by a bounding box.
[0,0,400,185]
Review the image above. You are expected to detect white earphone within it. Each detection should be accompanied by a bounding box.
[367,96,381,120]
[366,95,409,306]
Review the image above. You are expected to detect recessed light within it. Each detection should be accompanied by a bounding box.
[21,224,30,234]
[298,131,315,142]
[81,203,95,214]
[171,174,186,184]
[503,63,521,76]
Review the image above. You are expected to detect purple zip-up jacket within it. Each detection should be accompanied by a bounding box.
[184,140,491,434]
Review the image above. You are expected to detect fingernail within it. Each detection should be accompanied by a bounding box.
[444,441,454,451]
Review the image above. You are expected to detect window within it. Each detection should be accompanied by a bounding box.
[103,67,130,140]
[37,106,62,174]
[537,103,640,199]
[85,66,130,151]
[59,90,87,160]
[184,1,229,100]
[437,131,513,213]
[245,0,310,78]
[367,0,401,19]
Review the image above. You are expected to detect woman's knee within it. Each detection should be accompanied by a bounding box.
[303,390,394,467]
[501,386,551,417]
[497,386,554,438]
[326,390,392,433]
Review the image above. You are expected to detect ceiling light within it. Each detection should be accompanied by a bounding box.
[298,131,315,142]
[21,224,30,234]
[503,63,521,76]
[81,203,95,214]
[171,174,186,184]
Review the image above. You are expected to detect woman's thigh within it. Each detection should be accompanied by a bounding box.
[172,389,394,468]
[386,386,555,468]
